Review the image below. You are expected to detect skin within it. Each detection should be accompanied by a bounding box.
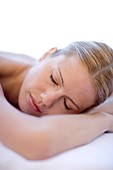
[0,49,113,160]
[0,48,95,116]
[18,54,95,117]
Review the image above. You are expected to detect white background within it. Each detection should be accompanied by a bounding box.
[0,0,113,58]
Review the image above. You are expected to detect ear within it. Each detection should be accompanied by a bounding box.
[39,47,57,61]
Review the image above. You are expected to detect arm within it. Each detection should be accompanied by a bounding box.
[87,92,113,114]
[0,85,113,160]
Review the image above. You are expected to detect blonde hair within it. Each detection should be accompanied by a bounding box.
[52,41,113,106]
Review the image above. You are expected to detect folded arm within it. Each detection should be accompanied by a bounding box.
[87,91,113,114]
[0,85,113,160]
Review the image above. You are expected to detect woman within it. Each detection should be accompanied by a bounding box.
[0,41,113,160]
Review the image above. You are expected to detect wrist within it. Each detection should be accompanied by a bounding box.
[98,112,113,133]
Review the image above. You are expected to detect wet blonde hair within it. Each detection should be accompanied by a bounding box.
[52,41,113,107]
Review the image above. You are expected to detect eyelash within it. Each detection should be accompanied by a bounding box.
[50,74,71,111]
[64,98,71,110]
[50,74,58,85]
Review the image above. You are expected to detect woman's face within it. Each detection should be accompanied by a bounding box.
[18,55,95,117]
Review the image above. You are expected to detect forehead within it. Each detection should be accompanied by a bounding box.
[50,55,95,111]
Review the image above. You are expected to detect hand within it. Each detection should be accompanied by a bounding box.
[102,111,113,133]
[89,111,113,133]
[108,113,113,133]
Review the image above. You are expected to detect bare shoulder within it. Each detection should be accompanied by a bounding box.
[0,51,37,65]
[0,51,37,77]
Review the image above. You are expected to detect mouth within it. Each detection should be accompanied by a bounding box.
[28,93,41,113]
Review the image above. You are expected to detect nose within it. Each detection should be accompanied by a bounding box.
[41,89,63,107]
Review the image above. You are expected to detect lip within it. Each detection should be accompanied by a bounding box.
[28,93,41,113]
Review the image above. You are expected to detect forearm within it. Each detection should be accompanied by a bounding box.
[43,112,110,157]
[0,97,111,160]
[87,92,113,114]
[0,97,41,155]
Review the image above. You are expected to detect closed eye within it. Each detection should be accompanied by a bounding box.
[64,98,71,110]
[50,74,58,85]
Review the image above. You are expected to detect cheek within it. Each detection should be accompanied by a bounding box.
[18,72,44,106]
[46,102,67,115]
[29,69,49,89]
[18,83,27,110]
[22,72,40,90]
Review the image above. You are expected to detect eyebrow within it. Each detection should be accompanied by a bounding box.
[58,67,80,110]
[58,67,64,86]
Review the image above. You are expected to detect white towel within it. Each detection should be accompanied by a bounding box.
[0,133,113,170]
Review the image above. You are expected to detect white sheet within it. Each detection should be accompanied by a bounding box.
[0,133,113,170]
